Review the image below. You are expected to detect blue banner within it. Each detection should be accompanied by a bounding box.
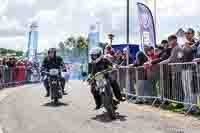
[88,24,100,62]
[88,32,99,49]
[28,30,38,62]
[137,2,156,50]
[26,23,39,63]
[112,44,139,61]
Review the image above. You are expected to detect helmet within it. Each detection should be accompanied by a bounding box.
[89,47,102,61]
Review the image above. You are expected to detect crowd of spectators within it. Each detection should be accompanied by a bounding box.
[103,45,134,66]
[0,57,39,89]
[103,28,200,67]
[138,28,200,67]
[101,28,200,112]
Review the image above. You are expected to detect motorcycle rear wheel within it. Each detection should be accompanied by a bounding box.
[54,98,59,104]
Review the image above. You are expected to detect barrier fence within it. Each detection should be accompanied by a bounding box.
[1,62,200,112]
[111,62,200,113]
[0,65,40,89]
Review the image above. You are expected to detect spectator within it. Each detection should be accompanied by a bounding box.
[161,40,168,49]
[104,45,112,55]
[121,47,133,66]
[133,51,148,67]
[181,39,197,112]
[167,35,196,108]
[2,58,7,66]
[15,60,25,85]
[104,50,115,63]
[114,50,123,65]
[146,46,157,60]
[168,35,184,63]
[184,28,196,47]
[24,60,32,83]
[0,58,2,65]
[154,46,164,58]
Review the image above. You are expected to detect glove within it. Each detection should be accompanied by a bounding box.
[41,71,45,77]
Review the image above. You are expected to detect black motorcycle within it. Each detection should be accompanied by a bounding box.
[88,69,116,119]
[44,69,63,104]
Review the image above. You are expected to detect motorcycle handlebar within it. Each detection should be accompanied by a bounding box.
[88,68,116,81]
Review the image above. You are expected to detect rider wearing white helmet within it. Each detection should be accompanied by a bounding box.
[88,47,125,110]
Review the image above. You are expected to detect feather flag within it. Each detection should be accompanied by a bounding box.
[137,2,156,50]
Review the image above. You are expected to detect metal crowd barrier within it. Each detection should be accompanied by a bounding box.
[160,62,200,113]
[114,66,136,101]
[109,62,200,112]
[135,65,161,104]
[0,65,40,89]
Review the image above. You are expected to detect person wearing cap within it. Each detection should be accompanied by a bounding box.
[183,28,200,59]
[104,45,112,55]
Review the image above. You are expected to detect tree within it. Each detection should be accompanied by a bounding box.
[16,51,23,57]
[77,36,88,57]
[64,36,76,49]
[77,36,88,49]
[0,48,7,55]
[0,48,23,56]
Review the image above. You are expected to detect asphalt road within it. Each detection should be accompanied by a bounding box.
[0,81,200,133]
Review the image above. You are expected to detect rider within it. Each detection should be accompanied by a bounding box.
[41,48,67,97]
[88,47,125,110]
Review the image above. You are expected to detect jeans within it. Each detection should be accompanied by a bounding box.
[182,70,197,109]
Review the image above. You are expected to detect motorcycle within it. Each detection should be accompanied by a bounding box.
[44,69,63,104]
[88,69,116,119]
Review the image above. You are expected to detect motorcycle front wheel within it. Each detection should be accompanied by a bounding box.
[106,105,116,120]
[102,86,116,120]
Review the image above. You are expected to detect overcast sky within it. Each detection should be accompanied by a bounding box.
[0,0,200,51]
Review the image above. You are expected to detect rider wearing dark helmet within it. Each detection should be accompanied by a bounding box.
[88,47,125,110]
[41,48,67,97]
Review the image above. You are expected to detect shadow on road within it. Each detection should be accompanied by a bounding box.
[42,101,69,107]
[91,112,127,123]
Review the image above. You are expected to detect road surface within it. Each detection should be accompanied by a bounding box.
[0,81,200,133]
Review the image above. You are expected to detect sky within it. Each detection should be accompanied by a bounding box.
[0,0,200,51]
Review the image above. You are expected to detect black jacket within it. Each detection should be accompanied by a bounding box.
[42,56,64,71]
[133,51,148,67]
[88,57,112,75]
[151,48,172,64]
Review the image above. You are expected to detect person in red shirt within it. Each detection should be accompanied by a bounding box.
[104,45,112,55]
[146,46,157,60]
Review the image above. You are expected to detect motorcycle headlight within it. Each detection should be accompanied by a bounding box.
[49,69,59,76]
[96,78,107,88]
